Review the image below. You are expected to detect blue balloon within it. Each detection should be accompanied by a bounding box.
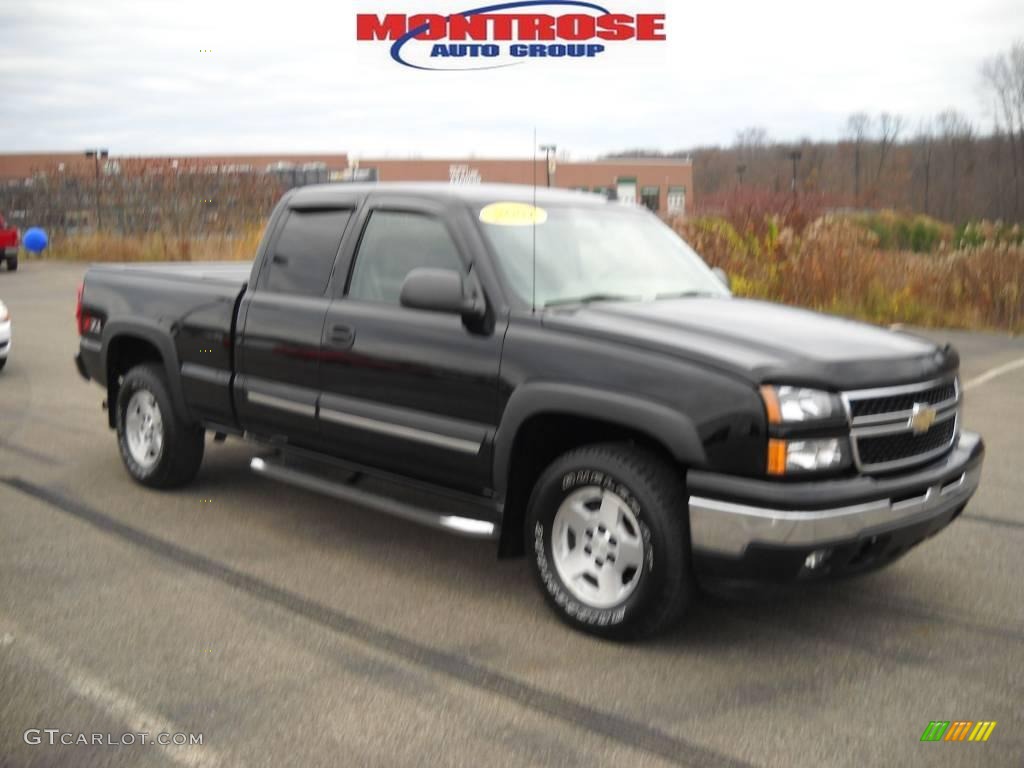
[23,227,48,253]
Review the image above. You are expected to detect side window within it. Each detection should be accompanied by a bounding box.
[262,209,352,296]
[348,210,464,304]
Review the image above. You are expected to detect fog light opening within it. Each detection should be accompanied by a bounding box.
[804,548,831,571]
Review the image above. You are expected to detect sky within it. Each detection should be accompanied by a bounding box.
[0,0,1020,159]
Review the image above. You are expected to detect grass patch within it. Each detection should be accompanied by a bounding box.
[43,224,264,263]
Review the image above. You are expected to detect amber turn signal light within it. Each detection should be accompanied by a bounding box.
[767,438,787,475]
[760,384,781,424]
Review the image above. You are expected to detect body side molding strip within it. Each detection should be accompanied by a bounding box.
[319,407,481,454]
[246,391,316,417]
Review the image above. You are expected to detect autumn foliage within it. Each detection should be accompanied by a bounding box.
[676,203,1024,333]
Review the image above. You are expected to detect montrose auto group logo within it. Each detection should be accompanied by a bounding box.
[355,1,666,70]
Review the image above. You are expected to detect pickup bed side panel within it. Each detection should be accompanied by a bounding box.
[83,267,246,429]
[100,318,191,422]
[175,279,246,427]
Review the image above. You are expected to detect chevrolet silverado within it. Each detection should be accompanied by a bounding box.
[74,183,984,639]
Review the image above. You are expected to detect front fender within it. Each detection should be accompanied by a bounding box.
[492,382,706,498]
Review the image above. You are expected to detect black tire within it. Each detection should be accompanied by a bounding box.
[7,256,16,271]
[116,364,204,488]
[0,357,6,371]
[526,443,692,640]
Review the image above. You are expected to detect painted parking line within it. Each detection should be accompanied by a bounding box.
[0,620,220,768]
[963,356,1024,391]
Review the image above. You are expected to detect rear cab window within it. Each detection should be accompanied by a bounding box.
[261,209,353,296]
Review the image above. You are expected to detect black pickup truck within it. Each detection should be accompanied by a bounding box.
[75,183,984,639]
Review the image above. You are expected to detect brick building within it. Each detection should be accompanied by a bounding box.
[348,157,692,216]
[0,152,691,235]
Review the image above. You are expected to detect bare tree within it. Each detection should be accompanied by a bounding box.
[936,110,975,221]
[982,41,1024,219]
[733,126,771,188]
[875,112,905,186]
[734,126,770,149]
[846,112,871,202]
[915,119,935,215]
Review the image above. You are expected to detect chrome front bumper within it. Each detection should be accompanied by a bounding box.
[689,431,983,558]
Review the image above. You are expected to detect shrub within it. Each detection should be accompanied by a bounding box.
[855,210,950,253]
[676,214,1024,333]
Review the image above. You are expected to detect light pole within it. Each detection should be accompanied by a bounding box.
[539,144,557,187]
[84,149,109,230]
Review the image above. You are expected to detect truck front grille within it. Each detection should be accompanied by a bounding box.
[856,417,957,468]
[843,376,959,474]
[848,380,956,419]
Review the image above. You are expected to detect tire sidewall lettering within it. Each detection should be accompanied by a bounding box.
[536,467,653,627]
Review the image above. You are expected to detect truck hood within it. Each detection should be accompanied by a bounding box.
[541,297,957,389]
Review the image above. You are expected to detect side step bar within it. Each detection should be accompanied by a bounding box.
[250,457,498,540]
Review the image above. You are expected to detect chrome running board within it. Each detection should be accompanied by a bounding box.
[250,457,498,540]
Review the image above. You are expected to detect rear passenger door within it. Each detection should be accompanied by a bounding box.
[234,205,353,450]
[318,196,503,494]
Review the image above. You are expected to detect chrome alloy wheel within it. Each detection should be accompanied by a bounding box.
[551,486,645,609]
[125,389,164,470]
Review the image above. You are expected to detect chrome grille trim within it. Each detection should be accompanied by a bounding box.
[841,375,960,474]
[850,413,959,473]
[851,403,957,437]
[844,375,960,427]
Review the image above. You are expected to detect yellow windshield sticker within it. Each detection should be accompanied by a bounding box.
[479,202,548,226]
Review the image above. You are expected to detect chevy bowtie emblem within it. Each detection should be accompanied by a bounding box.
[909,403,938,434]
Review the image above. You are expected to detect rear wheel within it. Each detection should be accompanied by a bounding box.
[526,443,692,640]
[7,256,16,271]
[116,364,204,488]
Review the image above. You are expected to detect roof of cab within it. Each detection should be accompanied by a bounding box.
[286,182,611,208]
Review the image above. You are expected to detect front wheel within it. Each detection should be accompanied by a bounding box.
[526,443,693,640]
[116,364,204,488]
[7,256,16,271]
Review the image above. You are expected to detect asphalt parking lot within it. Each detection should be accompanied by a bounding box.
[1,261,1022,768]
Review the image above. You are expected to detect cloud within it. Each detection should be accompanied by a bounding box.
[0,0,1020,156]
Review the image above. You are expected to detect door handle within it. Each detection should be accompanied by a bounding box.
[328,324,355,348]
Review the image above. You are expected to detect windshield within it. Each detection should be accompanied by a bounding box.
[476,202,729,307]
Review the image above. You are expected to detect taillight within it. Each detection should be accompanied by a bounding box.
[75,282,87,335]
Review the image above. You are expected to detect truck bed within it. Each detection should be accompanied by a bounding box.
[79,260,253,429]
[89,260,252,285]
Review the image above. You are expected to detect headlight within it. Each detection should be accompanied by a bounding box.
[767,437,847,475]
[760,385,838,423]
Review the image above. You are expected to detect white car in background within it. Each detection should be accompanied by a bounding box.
[0,299,10,371]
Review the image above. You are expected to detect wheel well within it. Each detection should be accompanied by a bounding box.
[105,335,163,427]
[497,413,678,558]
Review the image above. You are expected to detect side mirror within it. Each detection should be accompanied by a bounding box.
[400,268,484,318]
[712,266,731,290]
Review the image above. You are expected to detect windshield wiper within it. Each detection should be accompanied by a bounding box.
[654,290,720,300]
[544,293,640,308]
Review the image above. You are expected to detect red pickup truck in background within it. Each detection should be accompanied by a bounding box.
[0,213,19,271]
